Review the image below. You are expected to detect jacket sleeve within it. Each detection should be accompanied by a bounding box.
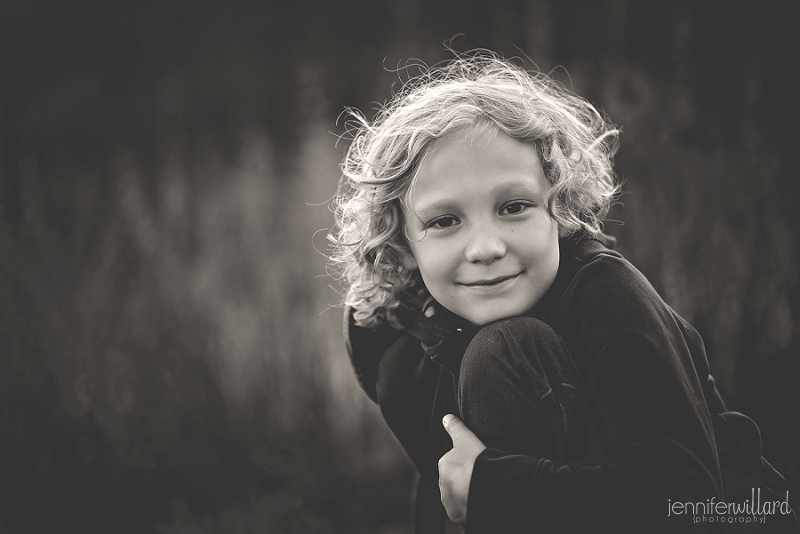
[343,308,446,483]
[343,307,402,403]
[465,256,724,532]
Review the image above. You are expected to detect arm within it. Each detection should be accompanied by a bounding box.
[344,308,450,484]
[344,307,402,403]
[461,257,724,532]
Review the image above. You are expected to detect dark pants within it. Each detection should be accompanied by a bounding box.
[453,318,723,533]
[454,317,646,533]
[458,316,604,466]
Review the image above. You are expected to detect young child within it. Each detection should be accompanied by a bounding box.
[329,53,793,533]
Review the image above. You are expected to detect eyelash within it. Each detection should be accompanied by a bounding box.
[424,201,536,229]
[426,215,459,230]
[500,200,535,215]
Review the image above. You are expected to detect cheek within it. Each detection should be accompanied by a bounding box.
[541,215,561,248]
[416,247,447,280]
[543,227,560,263]
[410,243,456,289]
[517,218,559,256]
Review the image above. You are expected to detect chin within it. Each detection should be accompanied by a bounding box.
[464,308,522,327]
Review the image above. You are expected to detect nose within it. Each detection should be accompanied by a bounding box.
[464,224,507,264]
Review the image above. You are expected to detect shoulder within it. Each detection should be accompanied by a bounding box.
[575,252,658,303]
[567,249,678,338]
[344,307,405,402]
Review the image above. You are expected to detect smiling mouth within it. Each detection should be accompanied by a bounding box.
[460,272,522,287]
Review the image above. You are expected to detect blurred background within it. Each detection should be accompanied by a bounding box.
[1,0,798,532]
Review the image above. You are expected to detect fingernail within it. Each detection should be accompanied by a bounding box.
[442,414,454,425]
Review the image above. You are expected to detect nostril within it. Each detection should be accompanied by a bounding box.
[465,232,507,264]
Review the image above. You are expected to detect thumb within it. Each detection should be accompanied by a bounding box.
[442,414,472,444]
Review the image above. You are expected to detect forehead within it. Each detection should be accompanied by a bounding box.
[406,128,546,206]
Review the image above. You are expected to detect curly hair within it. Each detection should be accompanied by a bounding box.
[329,51,620,330]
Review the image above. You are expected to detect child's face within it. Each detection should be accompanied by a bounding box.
[404,129,560,326]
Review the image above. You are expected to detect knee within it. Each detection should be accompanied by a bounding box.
[465,316,559,360]
[459,317,569,417]
[460,318,557,382]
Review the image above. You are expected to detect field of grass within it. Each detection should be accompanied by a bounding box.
[1,1,797,532]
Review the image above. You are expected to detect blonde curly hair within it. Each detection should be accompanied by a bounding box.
[329,51,620,330]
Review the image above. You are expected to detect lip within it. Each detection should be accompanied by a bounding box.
[459,272,522,287]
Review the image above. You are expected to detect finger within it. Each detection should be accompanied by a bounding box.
[442,414,468,442]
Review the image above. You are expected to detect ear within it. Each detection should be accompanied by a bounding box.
[399,247,418,270]
[402,254,418,270]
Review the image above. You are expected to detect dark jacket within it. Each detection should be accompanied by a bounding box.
[345,233,793,533]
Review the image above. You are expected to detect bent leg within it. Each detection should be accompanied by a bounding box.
[458,316,596,464]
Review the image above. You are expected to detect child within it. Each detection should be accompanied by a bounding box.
[329,52,793,533]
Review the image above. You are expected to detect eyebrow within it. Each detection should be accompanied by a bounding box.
[411,201,458,222]
[412,179,544,217]
[495,180,544,197]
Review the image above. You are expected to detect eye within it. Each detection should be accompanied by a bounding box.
[500,200,535,215]
[427,215,460,229]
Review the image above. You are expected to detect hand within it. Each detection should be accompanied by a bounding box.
[438,414,487,525]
